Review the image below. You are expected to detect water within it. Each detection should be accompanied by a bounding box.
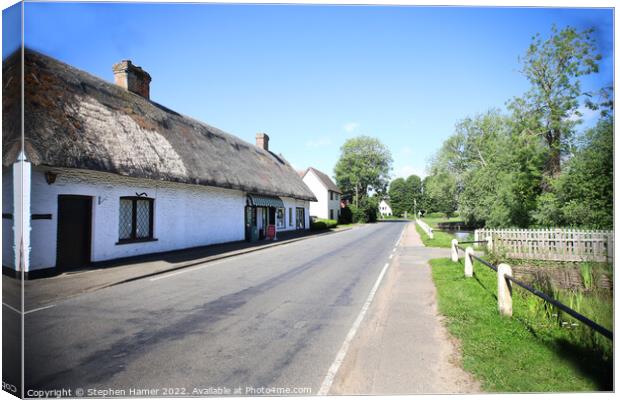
[437,229,472,240]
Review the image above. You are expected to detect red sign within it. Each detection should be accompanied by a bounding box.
[267,224,276,239]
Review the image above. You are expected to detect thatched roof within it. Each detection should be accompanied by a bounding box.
[302,167,342,194]
[2,49,316,201]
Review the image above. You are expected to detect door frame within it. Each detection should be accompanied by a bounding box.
[56,195,93,271]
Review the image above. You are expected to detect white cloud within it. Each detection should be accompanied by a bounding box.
[304,137,332,148]
[342,122,360,133]
[394,165,426,179]
[401,146,413,156]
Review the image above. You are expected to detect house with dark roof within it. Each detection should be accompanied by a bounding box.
[300,167,342,221]
[2,50,316,276]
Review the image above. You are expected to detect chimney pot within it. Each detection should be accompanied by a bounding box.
[112,60,152,99]
[256,133,270,151]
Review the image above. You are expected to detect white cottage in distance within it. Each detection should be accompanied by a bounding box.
[300,167,342,221]
[2,49,316,278]
[379,199,393,217]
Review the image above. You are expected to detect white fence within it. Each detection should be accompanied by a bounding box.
[475,228,613,263]
[416,218,433,239]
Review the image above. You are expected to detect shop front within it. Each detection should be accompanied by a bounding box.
[245,194,284,242]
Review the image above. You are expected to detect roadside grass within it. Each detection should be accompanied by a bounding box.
[415,221,458,248]
[430,257,613,392]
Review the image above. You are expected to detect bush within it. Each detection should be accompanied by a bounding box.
[349,205,366,223]
[310,219,338,230]
[361,197,379,223]
[338,206,353,224]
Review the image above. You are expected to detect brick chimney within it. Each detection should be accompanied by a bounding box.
[112,60,152,99]
[256,133,270,151]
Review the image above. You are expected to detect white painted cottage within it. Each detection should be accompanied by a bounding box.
[2,50,316,278]
[379,199,392,217]
[300,167,342,221]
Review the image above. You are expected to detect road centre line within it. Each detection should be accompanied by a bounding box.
[317,260,393,395]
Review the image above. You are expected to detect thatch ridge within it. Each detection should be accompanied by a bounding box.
[2,49,316,201]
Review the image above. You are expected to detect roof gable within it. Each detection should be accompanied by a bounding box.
[303,167,342,194]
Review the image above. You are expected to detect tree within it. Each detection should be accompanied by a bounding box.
[334,136,393,206]
[422,171,458,217]
[387,178,407,216]
[532,115,613,229]
[508,25,602,183]
[404,175,423,215]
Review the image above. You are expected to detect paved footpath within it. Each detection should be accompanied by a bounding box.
[330,222,480,394]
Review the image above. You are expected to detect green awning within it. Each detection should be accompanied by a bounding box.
[247,194,284,208]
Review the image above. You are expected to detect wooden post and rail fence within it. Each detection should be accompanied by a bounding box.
[450,238,613,341]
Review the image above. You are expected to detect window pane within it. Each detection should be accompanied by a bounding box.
[136,199,151,238]
[119,199,133,240]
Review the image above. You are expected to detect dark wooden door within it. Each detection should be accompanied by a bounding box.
[56,195,92,271]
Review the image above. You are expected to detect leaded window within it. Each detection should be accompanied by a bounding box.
[118,197,154,243]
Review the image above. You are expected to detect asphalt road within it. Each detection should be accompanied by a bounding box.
[24,221,406,396]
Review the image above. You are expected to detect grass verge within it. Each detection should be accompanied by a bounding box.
[415,222,455,248]
[430,257,613,392]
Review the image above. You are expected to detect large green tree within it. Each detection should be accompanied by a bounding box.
[387,177,407,216]
[533,115,613,229]
[508,25,601,183]
[334,136,393,205]
[387,175,423,217]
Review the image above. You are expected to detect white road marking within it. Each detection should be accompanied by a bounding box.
[2,302,21,314]
[24,304,56,315]
[317,261,392,395]
[389,254,393,259]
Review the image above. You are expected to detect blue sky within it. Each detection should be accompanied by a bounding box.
[5,2,614,180]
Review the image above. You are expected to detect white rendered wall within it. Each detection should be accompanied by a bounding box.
[304,171,328,219]
[327,191,340,221]
[379,200,392,216]
[2,168,14,268]
[28,168,246,271]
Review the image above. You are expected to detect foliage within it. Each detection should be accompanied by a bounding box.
[388,175,423,217]
[430,257,612,391]
[387,177,407,216]
[310,219,338,230]
[422,170,458,218]
[360,196,379,223]
[508,25,601,180]
[423,25,611,230]
[334,136,393,204]
[531,116,613,229]
[338,205,353,224]
[348,205,365,224]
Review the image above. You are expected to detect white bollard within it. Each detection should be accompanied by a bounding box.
[486,236,493,252]
[464,247,474,277]
[429,228,434,239]
[451,239,459,262]
[497,263,513,317]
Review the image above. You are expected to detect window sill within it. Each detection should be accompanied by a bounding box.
[116,238,158,245]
